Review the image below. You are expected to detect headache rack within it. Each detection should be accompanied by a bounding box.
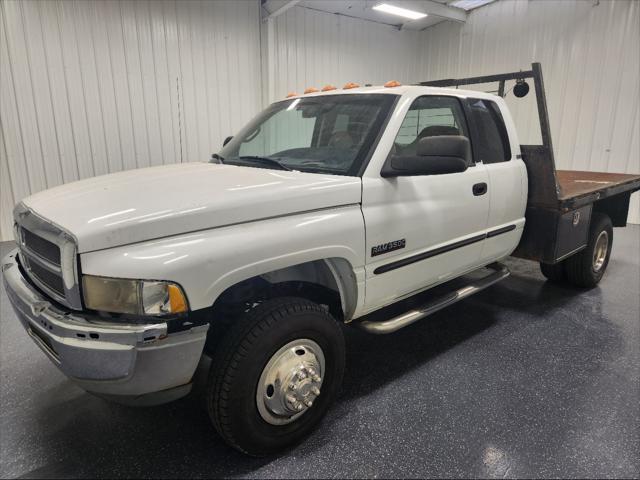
[419,63,640,264]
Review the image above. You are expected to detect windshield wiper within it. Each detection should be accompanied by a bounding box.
[234,156,292,171]
[210,153,225,164]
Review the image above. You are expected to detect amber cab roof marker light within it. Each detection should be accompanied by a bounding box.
[285,92,298,98]
[321,85,337,92]
[303,87,319,94]
[384,80,402,88]
[343,82,360,89]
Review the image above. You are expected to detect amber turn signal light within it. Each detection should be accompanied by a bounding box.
[384,80,402,88]
[343,82,360,89]
[321,85,337,91]
[168,284,188,313]
[304,87,319,94]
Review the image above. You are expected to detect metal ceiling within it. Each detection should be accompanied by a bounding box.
[262,0,496,30]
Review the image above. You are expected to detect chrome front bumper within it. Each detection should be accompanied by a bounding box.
[2,250,208,400]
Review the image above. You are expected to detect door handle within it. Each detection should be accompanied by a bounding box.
[473,182,487,196]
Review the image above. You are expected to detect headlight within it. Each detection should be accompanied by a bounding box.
[82,275,188,316]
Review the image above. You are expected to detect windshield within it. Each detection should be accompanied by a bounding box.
[217,94,397,176]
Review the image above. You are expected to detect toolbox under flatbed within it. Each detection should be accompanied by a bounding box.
[513,153,640,264]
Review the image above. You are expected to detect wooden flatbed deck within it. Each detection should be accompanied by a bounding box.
[557,170,640,199]
[556,170,640,208]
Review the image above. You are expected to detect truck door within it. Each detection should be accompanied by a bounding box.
[361,95,490,312]
[466,98,526,262]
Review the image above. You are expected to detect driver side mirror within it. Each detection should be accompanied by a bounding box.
[223,135,233,147]
[381,135,471,178]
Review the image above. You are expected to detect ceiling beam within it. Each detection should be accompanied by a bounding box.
[262,0,301,21]
[406,0,467,23]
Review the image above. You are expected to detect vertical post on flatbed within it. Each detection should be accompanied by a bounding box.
[498,80,505,97]
[532,62,555,162]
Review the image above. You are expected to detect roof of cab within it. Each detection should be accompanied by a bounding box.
[280,84,500,101]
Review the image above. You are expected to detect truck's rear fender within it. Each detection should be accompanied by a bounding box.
[593,193,632,227]
[79,205,366,321]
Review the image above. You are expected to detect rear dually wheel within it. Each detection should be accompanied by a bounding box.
[564,212,613,288]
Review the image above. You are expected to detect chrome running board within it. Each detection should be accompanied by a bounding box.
[356,263,510,334]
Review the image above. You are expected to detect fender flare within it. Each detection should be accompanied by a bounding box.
[208,254,361,321]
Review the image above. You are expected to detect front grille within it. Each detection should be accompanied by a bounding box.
[14,203,82,310]
[22,228,61,265]
[23,258,65,296]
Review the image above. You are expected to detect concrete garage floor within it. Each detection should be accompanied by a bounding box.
[1,226,639,479]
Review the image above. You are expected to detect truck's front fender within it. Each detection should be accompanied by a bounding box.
[80,206,366,314]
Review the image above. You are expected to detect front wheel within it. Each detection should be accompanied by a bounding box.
[206,297,345,456]
[565,212,613,288]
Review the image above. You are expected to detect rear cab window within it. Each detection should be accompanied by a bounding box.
[467,99,511,164]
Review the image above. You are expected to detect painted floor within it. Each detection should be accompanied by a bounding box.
[1,226,638,478]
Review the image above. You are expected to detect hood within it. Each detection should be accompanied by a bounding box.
[21,162,362,253]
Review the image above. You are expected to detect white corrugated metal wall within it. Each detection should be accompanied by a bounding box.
[417,0,640,223]
[1,0,639,240]
[266,5,423,103]
[0,0,262,240]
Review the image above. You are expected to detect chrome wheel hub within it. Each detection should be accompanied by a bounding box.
[592,230,609,272]
[256,339,325,425]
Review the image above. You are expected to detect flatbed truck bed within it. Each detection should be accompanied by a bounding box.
[556,170,640,207]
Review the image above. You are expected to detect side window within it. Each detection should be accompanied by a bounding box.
[468,99,511,164]
[393,96,470,157]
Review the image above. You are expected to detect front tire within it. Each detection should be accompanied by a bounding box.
[207,297,345,456]
[565,212,613,288]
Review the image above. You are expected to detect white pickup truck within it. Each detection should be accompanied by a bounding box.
[3,64,639,455]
